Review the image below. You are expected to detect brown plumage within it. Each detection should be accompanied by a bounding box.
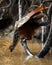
[18,18,40,40]
[16,6,48,40]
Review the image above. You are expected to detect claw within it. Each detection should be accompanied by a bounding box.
[9,45,14,52]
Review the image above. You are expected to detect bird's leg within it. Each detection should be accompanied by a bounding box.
[9,29,19,52]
